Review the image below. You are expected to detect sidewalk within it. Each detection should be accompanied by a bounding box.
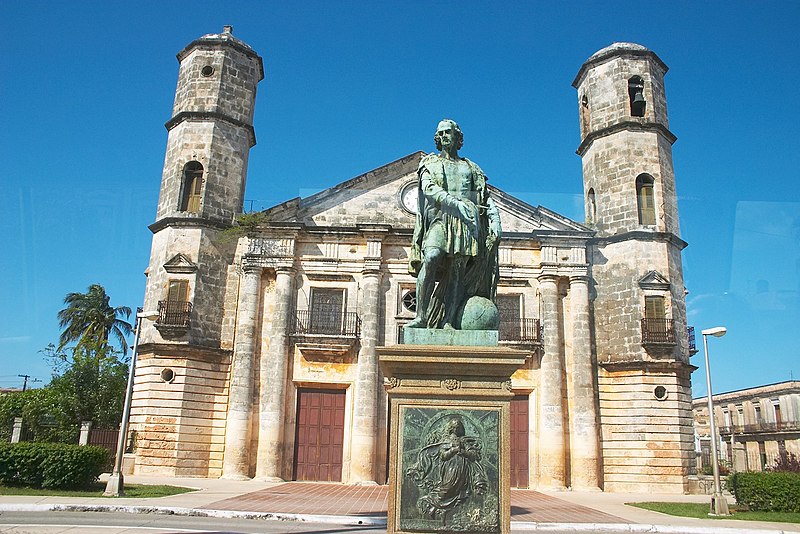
[0,474,798,533]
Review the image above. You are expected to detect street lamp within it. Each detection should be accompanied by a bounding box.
[104,308,159,497]
[701,326,730,516]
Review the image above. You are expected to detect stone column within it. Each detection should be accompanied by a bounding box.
[350,268,383,484]
[222,263,261,479]
[537,274,566,489]
[568,275,601,490]
[11,417,23,443]
[255,266,295,481]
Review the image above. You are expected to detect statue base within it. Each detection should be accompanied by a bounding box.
[379,344,527,534]
[402,327,499,347]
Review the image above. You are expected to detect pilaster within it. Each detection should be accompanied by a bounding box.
[537,273,566,489]
[567,275,601,490]
[221,262,262,479]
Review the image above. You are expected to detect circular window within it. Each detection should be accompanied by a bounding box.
[654,385,668,400]
[160,368,175,383]
[201,65,214,77]
[402,290,417,312]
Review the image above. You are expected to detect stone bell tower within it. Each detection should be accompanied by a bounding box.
[131,27,264,478]
[573,43,695,493]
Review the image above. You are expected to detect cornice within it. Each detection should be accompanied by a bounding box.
[165,111,257,148]
[149,216,231,234]
[576,121,676,156]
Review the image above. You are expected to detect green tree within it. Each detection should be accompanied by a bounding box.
[57,284,133,354]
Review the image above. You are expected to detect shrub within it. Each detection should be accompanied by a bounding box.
[0,442,109,489]
[768,451,800,473]
[728,471,800,513]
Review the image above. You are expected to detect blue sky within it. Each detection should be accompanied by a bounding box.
[1,1,798,397]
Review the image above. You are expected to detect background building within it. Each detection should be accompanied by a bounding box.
[130,30,697,492]
[694,380,800,473]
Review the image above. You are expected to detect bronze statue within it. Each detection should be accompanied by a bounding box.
[407,119,501,329]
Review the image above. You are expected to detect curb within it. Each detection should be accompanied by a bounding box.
[0,504,793,533]
[0,503,387,527]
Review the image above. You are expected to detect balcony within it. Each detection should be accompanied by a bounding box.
[291,309,361,338]
[641,318,676,354]
[499,318,543,346]
[718,421,800,436]
[155,300,192,337]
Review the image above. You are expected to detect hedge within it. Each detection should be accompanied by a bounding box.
[0,442,109,489]
[728,471,800,513]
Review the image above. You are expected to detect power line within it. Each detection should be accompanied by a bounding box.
[17,374,42,392]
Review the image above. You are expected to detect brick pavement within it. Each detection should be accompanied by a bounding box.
[204,482,628,523]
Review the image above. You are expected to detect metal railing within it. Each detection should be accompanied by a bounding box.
[641,318,675,344]
[499,318,542,344]
[718,421,800,435]
[292,309,360,337]
[157,300,192,327]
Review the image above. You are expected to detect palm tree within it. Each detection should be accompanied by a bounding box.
[57,284,133,354]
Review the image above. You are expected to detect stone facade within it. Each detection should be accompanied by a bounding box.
[694,381,800,473]
[129,34,696,492]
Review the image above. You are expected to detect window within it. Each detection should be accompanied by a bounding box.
[157,279,191,327]
[401,289,417,313]
[636,174,656,226]
[628,76,646,117]
[179,161,204,213]
[497,294,522,341]
[774,401,783,428]
[754,405,762,425]
[309,288,345,335]
[587,188,596,224]
[758,441,767,469]
[645,296,666,320]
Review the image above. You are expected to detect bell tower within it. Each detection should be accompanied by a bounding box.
[143,26,264,347]
[131,28,263,478]
[573,43,695,493]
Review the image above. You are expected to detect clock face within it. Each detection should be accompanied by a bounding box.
[400,181,418,214]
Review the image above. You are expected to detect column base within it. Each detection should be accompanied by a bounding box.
[349,480,379,486]
[254,476,285,483]
[220,473,252,481]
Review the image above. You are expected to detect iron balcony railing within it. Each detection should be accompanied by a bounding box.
[157,300,192,327]
[499,318,542,344]
[292,309,361,338]
[641,318,675,344]
[718,421,800,435]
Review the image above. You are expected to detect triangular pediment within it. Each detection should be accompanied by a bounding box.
[639,270,671,290]
[262,152,591,235]
[163,253,197,274]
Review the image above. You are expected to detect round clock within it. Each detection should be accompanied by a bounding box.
[399,180,419,214]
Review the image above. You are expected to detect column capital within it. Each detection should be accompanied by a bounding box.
[241,261,263,275]
[361,268,383,279]
[275,266,296,276]
[538,273,561,285]
[569,274,591,284]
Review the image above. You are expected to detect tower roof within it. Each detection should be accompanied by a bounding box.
[572,42,667,88]
[177,26,264,80]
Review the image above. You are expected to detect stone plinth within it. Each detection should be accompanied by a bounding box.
[379,344,527,534]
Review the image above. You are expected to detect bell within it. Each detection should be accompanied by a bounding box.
[631,90,646,116]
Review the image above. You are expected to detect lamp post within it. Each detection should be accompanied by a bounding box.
[701,326,730,516]
[104,308,159,497]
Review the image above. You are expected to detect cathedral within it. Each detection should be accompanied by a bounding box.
[130,27,696,493]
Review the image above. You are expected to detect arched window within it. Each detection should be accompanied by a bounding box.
[587,188,596,224]
[179,161,204,213]
[636,174,656,226]
[628,76,646,117]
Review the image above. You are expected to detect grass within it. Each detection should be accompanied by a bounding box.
[629,502,800,523]
[0,482,195,498]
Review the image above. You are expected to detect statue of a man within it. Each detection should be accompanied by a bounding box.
[407,119,501,329]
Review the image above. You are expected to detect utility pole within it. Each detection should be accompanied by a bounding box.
[18,374,41,392]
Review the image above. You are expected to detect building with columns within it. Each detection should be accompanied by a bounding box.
[130,31,697,493]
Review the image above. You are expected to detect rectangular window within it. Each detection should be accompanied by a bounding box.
[160,280,190,327]
[167,280,189,303]
[309,288,345,335]
[754,405,762,424]
[645,296,666,319]
[497,294,522,341]
[758,441,767,469]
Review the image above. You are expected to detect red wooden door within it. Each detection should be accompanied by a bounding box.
[510,395,530,488]
[294,389,345,482]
